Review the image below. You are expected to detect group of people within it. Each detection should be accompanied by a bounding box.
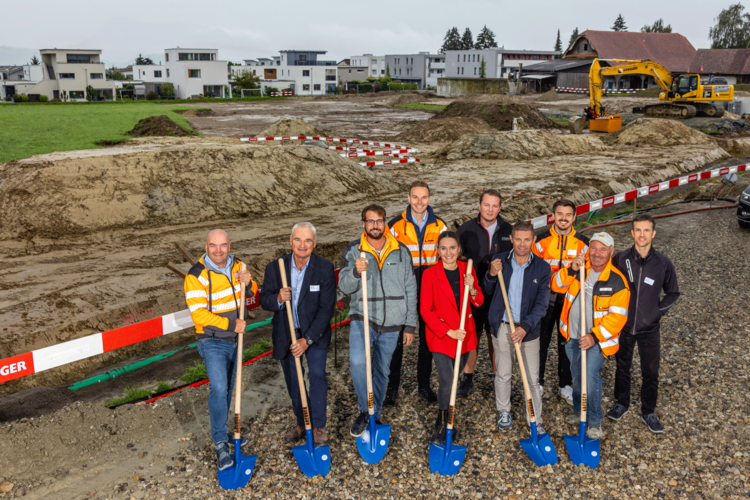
[184,181,680,471]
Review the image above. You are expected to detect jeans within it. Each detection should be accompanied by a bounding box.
[349,320,399,421]
[280,347,329,428]
[432,351,469,411]
[197,338,238,445]
[565,339,607,426]
[614,329,661,415]
[538,294,572,388]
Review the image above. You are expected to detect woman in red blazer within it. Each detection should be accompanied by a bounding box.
[421,231,483,445]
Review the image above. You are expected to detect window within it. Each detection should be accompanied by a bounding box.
[457,55,460,62]
[165,53,169,62]
[583,43,589,51]
[474,67,477,75]
[314,84,321,91]
[189,69,201,78]
[167,69,170,77]
[154,70,162,77]
[90,73,103,79]
[381,70,385,74]
[303,70,310,76]
[59,73,75,79]
[533,55,540,60]
[372,69,376,75]
[299,55,307,62]
[69,91,84,99]
[411,57,413,64]
[326,75,336,81]
[463,55,466,62]
[348,69,351,73]
[66,54,92,63]
[303,84,310,90]
[179,53,215,61]
[357,69,364,73]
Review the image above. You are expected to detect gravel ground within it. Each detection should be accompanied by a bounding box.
[1,198,749,499]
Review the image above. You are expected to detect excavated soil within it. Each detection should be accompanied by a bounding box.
[438,130,608,160]
[536,89,566,102]
[394,117,498,143]
[258,117,330,137]
[0,141,396,240]
[126,115,197,138]
[434,101,559,131]
[607,117,715,147]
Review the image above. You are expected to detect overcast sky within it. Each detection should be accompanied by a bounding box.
[1,0,745,67]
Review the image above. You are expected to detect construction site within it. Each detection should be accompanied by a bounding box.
[1,88,749,499]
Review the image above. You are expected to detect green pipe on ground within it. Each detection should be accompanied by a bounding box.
[69,317,273,391]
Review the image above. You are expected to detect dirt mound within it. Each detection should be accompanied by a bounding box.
[438,130,608,160]
[126,115,197,137]
[433,101,558,130]
[537,89,565,102]
[394,117,498,143]
[259,118,330,137]
[608,117,714,147]
[453,94,530,105]
[0,142,398,239]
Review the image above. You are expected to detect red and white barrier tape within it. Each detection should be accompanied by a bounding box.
[240,136,350,143]
[330,147,416,153]
[360,158,420,167]
[270,91,294,96]
[554,87,648,94]
[342,151,414,158]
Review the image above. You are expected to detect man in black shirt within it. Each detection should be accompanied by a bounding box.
[609,214,680,434]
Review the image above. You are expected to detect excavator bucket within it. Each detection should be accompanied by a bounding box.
[590,114,622,133]
[569,117,589,135]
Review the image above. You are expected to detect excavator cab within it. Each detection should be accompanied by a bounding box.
[670,74,699,99]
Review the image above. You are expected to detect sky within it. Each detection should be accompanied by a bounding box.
[0,0,745,68]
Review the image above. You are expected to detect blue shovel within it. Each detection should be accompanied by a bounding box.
[430,259,473,476]
[278,259,331,477]
[564,266,601,469]
[355,252,391,464]
[497,271,558,467]
[218,263,257,490]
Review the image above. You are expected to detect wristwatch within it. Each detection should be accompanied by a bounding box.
[305,336,314,346]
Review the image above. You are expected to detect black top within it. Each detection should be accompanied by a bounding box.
[444,267,462,310]
[456,215,513,285]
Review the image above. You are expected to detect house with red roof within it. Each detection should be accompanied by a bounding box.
[688,49,750,84]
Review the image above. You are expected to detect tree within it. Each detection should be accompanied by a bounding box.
[475,25,498,49]
[568,27,579,48]
[641,18,672,33]
[107,67,127,81]
[554,29,562,52]
[135,54,154,65]
[612,14,628,31]
[385,63,391,80]
[439,27,462,53]
[160,82,175,97]
[29,55,40,65]
[461,28,474,50]
[479,55,487,78]
[232,70,261,94]
[709,3,750,49]
[85,85,95,101]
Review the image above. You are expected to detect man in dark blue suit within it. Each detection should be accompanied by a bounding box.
[260,222,336,446]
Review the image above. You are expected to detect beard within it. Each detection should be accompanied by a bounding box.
[365,227,384,240]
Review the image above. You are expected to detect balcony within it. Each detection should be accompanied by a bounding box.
[291,60,337,66]
[430,62,445,69]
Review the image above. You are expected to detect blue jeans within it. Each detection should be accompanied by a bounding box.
[349,321,399,421]
[565,339,607,426]
[197,338,238,445]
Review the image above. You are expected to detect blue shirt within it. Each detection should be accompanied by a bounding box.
[503,251,530,324]
[278,256,310,328]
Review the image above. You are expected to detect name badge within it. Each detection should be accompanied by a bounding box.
[644,277,655,286]
[567,249,577,256]
[310,285,320,292]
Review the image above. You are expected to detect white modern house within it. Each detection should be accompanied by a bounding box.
[445,48,560,79]
[164,48,229,98]
[0,64,44,100]
[132,65,166,82]
[350,54,387,78]
[236,50,337,96]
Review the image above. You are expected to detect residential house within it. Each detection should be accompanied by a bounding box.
[350,54,387,79]
[337,65,368,88]
[164,48,229,98]
[0,64,44,99]
[688,49,750,84]
[385,52,444,89]
[519,59,593,92]
[445,48,559,80]
[132,65,166,83]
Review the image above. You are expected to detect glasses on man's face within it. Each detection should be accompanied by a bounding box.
[364,219,385,226]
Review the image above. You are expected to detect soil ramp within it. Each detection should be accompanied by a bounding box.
[608,117,714,147]
[394,117,498,143]
[432,101,558,131]
[259,118,330,137]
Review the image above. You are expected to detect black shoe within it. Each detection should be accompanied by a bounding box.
[382,388,398,407]
[642,413,664,434]
[456,374,474,398]
[418,386,438,403]
[350,411,369,437]
[226,433,249,447]
[215,442,234,471]
[607,403,629,421]
[430,410,446,445]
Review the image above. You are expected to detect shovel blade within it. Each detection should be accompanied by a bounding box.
[355,415,391,464]
[520,423,558,467]
[292,430,331,477]
[217,439,257,490]
[429,429,466,476]
[564,422,600,469]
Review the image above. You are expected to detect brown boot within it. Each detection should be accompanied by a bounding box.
[313,428,329,447]
[284,425,304,442]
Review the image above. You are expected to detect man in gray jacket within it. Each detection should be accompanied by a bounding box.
[339,204,418,437]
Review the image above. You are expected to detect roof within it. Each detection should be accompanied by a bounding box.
[689,49,750,75]
[522,59,592,72]
[40,49,102,53]
[279,50,328,54]
[521,74,555,80]
[563,30,696,72]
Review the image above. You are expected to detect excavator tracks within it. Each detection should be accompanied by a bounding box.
[644,104,697,119]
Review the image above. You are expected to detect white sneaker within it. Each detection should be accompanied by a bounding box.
[560,385,573,406]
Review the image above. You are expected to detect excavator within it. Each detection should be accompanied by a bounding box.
[570,58,735,134]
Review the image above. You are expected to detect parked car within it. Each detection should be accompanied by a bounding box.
[738,183,750,229]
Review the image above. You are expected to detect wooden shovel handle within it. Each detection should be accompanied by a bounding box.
[279,258,313,431]
[579,266,588,423]
[360,252,375,415]
[233,262,247,439]
[447,259,472,430]
[497,264,537,424]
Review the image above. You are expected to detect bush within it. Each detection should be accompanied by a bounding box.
[160,82,175,97]
[263,86,279,97]
[20,95,29,102]
[146,91,158,100]
[39,95,48,102]
[85,85,95,101]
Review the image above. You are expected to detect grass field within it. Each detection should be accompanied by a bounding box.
[0,102,209,163]
[393,103,447,111]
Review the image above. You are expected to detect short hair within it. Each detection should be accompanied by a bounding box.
[409,180,430,195]
[511,221,535,236]
[479,189,502,205]
[632,213,656,229]
[361,204,386,222]
[552,199,576,213]
[291,222,317,240]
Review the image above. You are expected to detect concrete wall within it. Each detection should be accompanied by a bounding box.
[437,77,509,97]
[133,65,166,82]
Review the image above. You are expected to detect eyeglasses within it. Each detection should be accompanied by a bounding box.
[364,219,385,226]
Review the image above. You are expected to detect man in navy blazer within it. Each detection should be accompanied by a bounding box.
[260,222,336,447]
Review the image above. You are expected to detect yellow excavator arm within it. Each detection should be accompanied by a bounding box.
[589,59,674,115]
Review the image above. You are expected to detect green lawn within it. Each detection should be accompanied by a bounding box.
[393,103,447,111]
[0,102,210,163]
